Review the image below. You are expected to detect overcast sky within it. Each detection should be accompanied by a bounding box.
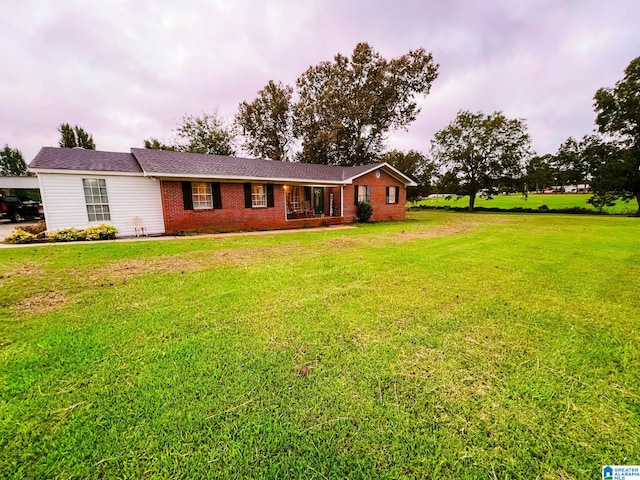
[2,0,639,163]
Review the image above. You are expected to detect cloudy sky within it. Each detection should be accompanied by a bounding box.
[2,0,639,163]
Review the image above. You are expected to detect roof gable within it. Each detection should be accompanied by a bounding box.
[344,162,417,186]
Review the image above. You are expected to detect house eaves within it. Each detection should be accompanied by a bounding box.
[144,172,349,185]
[28,168,146,177]
[344,162,418,187]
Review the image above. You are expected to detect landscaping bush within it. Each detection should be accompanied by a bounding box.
[538,204,549,211]
[49,227,85,242]
[4,222,118,245]
[356,202,373,222]
[4,228,37,244]
[83,224,118,240]
[20,221,47,235]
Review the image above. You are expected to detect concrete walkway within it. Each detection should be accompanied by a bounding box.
[0,224,356,249]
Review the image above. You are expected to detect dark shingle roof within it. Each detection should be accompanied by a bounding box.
[30,147,142,173]
[130,148,377,182]
[28,147,415,185]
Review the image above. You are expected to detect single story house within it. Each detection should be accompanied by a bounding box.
[29,147,416,237]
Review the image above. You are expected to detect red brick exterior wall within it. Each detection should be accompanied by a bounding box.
[161,181,291,233]
[343,170,406,222]
[160,172,406,233]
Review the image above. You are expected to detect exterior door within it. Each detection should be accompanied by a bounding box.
[313,187,324,215]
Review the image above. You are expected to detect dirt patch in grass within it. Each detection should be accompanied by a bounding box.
[0,261,44,280]
[391,219,481,242]
[12,290,68,316]
[319,237,362,249]
[320,219,482,249]
[79,246,299,284]
[395,345,449,380]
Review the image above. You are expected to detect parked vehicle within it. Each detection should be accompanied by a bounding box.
[0,196,43,222]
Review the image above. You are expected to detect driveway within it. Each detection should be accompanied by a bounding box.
[0,221,38,241]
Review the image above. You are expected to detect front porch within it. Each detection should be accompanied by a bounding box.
[284,185,343,222]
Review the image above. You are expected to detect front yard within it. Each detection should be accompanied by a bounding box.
[1,211,638,478]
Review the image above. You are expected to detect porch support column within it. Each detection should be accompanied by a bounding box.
[340,185,344,217]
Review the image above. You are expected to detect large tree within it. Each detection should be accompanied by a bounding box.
[431,111,532,211]
[593,56,640,214]
[0,145,32,176]
[143,138,176,151]
[554,137,589,192]
[525,154,553,192]
[236,81,293,161]
[581,136,623,212]
[293,42,439,166]
[174,111,236,156]
[58,123,96,149]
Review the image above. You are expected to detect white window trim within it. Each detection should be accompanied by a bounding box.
[387,186,397,204]
[83,178,111,222]
[192,182,213,210]
[357,185,370,203]
[252,184,268,208]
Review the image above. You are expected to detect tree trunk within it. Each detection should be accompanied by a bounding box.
[468,191,476,212]
[635,192,640,216]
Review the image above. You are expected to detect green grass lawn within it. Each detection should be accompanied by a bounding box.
[1,212,639,478]
[411,192,638,214]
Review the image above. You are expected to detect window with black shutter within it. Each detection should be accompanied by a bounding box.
[355,185,370,203]
[386,186,400,204]
[245,183,274,208]
[182,182,223,210]
[191,182,213,209]
[244,183,252,208]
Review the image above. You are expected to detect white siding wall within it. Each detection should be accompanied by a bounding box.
[38,173,165,236]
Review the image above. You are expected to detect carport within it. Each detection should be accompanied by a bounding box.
[0,176,40,199]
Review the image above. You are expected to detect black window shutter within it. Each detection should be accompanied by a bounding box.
[244,183,252,208]
[267,184,274,207]
[304,186,311,202]
[182,182,193,210]
[354,185,359,205]
[212,182,222,209]
[385,186,390,203]
[395,187,400,204]
[366,186,371,203]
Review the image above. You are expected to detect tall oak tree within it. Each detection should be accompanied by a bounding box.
[236,81,293,161]
[431,111,532,211]
[294,43,438,165]
[593,56,640,214]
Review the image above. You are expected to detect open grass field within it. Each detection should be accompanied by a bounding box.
[412,192,638,214]
[1,211,639,478]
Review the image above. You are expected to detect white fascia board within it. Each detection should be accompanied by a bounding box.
[344,163,418,187]
[30,168,145,177]
[145,172,347,185]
